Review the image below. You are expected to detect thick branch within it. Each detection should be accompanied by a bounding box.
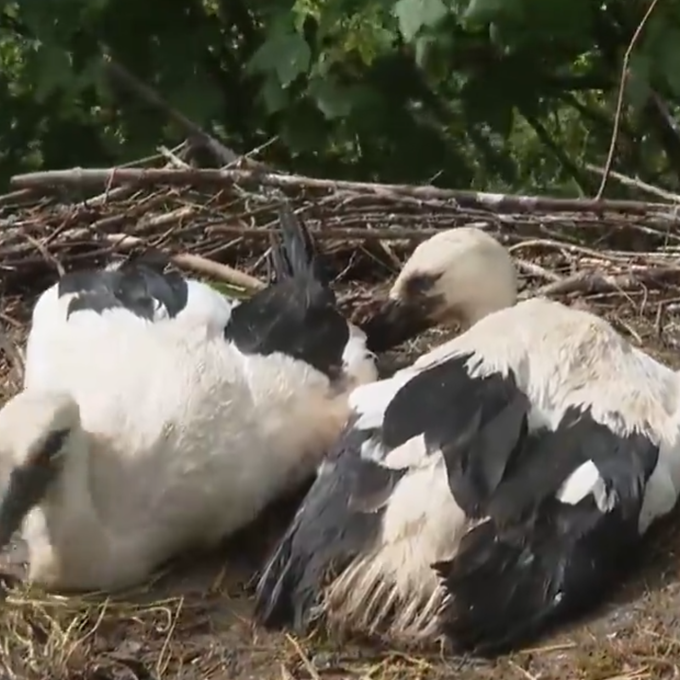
[543,73,613,91]
[10,166,673,215]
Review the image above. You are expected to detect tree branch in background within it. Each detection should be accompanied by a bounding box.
[520,108,594,195]
[642,91,680,181]
[101,54,247,168]
[596,0,660,199]
[559,92,634,141]
[543,73,613,91]
[585,163,680,202]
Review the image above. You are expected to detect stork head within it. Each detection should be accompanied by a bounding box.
[363,227,518,352]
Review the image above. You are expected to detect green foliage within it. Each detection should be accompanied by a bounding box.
[248,23,312,87]
[394,0,448,41]
[1,0,680,197]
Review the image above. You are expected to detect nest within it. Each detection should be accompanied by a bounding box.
[3,153,680,679]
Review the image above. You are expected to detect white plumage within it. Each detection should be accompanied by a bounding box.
[254,227,680,655]
[0,207,377,592]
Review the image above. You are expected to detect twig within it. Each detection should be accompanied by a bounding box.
[531,267,680,298]
[509,238,638,263]
[586,164,680,203]
[83,202,196,235]
[507,659,539,680]
[84,143,189,207]
[11,167,676,215]
[284,635,321,680]
[117,142,189,169]
[0,189,37,207]
[224,136,280,169]
[158,145,191,169]
[102,234,265,292]
[596,0,661,199]
[516,260,563,283]
[23,233,65,276]
[208,225,459,241]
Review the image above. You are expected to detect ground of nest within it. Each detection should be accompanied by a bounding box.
[3,287,680,680]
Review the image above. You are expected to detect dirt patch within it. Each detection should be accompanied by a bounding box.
[2,276,680,680]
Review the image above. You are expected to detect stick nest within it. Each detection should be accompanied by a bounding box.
[3,158,680,679]
[3,159,680,350]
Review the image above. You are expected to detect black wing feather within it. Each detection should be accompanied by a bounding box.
[225,205,349,380]
[58,262,188,321]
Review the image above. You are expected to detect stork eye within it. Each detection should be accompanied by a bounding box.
[404,273,440,298]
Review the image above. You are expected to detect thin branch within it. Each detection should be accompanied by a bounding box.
[530,267,680,298]
[596,0,661,199]
[0,323,25,390]
[103,234,265,291]
[585,164,680,203]
[520,107,593,195]
[643,91,680,177]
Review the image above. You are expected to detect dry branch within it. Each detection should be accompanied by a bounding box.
[103,234,264,291]
[595,0,661,199]
[585,164,680,203]
[11,167,680,217]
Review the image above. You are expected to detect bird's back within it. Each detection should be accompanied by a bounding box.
[410,297,680,535]
[416,298,679,438]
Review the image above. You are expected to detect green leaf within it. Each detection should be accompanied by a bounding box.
[414,34,435,68]
[656,27,680,98]
[461,74,515,138]
[308,77,354,119]
[167,73,223,127]
[280,104,328,153]
[30,44,73,102]
[463,0,507,27]
[260,75,289,113]
[394,0,448,41]
[19,0,58,42]
[248,29,312,87]
[626,51,652,111]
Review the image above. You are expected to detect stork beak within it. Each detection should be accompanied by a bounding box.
[0,464,55,549]
[361,297,434,354]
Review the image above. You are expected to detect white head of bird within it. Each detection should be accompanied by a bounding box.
[363,227,519,352]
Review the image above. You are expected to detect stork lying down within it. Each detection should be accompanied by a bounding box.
[0,206,377,591]
[254,227,680,655]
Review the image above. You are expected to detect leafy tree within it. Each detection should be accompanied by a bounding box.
[0,0,678,197]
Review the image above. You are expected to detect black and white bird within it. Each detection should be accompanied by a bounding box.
[0,206,377,592]
[254,226,680,655]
